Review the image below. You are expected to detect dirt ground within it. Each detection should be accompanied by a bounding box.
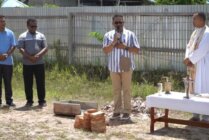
[0,101,209,140]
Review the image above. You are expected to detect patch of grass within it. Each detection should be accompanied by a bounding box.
[12,62,185,105]
[132,82,157,99]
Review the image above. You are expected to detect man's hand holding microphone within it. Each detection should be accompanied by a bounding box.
[113,32,127,50]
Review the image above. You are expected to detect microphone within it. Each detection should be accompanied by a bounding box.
[115,31,122,43]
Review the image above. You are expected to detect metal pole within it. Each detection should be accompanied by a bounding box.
[100,0,103,6]
[117,0,120,6]
[68,13,74,64]
[78,0,80,7]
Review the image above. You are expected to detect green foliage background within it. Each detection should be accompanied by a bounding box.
[89,32,104,43]
[12,61,185,104]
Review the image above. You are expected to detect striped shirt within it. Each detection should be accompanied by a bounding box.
[103,28,140,72]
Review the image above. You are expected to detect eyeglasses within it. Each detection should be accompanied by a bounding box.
[114,21,123,25]
[29,25,37,28]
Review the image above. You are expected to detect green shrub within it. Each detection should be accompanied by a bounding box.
[89,31,104,43]
[12,62,185,102]
[133,70,185,91]
[132,83,157,99]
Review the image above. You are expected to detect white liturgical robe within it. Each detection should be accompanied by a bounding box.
[187,26,209,94]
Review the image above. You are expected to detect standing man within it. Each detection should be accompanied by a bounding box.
[0,15,17,107]
[18,18,48,107]
[184,12,209,122]
[103,14,140,120]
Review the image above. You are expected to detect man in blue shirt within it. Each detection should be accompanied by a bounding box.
[0,15,17,107]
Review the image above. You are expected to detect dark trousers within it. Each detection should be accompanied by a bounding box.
[0,64,13,104]
[23,64,46,104]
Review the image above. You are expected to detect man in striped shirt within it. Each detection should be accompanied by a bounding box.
[103,14,140,120]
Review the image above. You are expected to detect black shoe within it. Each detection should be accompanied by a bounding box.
[121,113,130,121]
[25,102,33,107]
[110,113,120,120]
[39,102,47,107]
[7,102,16,107]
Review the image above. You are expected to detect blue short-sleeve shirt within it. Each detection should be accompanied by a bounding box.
[0,28,17,65]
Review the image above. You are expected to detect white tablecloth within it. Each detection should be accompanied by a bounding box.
[146,92,209,115]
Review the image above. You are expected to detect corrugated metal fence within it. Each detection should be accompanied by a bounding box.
[1,6,209,71]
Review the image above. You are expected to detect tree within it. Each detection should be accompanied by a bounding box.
[89,32,104,43]
[156,0,206,5]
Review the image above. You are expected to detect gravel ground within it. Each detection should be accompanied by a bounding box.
[0,101,208,140]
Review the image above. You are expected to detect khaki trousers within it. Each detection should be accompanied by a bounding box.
[110,70,132,114]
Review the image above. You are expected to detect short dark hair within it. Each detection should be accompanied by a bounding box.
[27,18,37,25]
[112,14,123,21]
[194,12,206,22]
[0,15,5,19]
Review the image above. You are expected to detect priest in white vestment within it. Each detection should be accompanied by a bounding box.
[184,12,209,122]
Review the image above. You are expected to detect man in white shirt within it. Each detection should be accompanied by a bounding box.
[184,12,209,122]
[103,14,140,121]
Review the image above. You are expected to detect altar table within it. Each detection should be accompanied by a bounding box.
[146,92,209,133]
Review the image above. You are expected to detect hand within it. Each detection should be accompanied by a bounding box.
[28,55,40,63]
[0,55,4,61]
[184,58,194,67]
[115,43,125,49]
[187,61,194,67]
[113,32,121,44]
[34,54,40,59]
[183,58,190,65]
[28,55,36,63]
[0,54,8,61]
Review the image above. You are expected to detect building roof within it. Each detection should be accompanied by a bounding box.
[1,0,29,7]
